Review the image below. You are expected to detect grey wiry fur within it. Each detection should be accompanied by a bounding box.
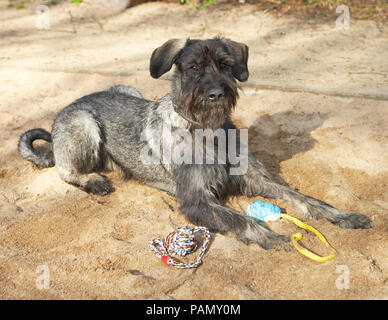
[18,128,54,168]
[18,38,372,249]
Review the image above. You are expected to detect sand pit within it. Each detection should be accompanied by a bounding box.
[0,1,387,299]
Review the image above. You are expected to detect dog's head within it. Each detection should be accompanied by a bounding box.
[150,37,249,129]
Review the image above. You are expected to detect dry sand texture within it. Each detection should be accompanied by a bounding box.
[0,1,387,299]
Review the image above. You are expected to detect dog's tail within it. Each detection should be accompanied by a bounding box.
[18,128,55,168]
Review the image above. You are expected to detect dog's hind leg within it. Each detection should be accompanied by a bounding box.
[239,153,372,229]
[52,109,113,195]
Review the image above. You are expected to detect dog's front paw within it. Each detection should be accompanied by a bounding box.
[84,174,114,196]
[333,212,373,229]
[238,222,291,250]
[261,233,291,251]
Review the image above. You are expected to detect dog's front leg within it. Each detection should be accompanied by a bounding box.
[239,153,372,229]
[174,165,289,249]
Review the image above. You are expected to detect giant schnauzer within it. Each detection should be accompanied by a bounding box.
[18,37,372,249]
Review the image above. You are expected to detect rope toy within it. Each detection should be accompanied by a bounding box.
[150,226,211,269]
[247,200,337,263]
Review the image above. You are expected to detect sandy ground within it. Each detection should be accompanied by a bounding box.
[0,1,387,299]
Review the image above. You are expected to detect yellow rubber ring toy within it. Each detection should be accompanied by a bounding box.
[280,213,337,263]
[247,200,337,262]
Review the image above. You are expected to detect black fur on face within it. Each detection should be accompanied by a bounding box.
[150,37,249,129]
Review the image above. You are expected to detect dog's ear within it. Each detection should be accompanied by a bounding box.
[221,38,249,82]
[150,39,188,79]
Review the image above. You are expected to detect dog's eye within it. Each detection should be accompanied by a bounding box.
[220,63,231,70]
[191,64,200,71]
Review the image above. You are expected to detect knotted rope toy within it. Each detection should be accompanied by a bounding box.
[247,200,337,262]
[150,226,211,269]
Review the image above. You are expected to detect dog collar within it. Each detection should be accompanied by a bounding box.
[172,103,202,127]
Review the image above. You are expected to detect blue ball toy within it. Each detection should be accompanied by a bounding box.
[247,200,281,222]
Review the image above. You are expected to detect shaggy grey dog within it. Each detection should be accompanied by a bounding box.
[18,37,372,249]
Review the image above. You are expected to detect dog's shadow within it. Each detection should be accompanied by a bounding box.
[248,111,328,186]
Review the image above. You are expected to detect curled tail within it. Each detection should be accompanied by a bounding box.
[18,128,55,168]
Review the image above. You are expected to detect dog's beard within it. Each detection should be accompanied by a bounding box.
[178,82,238,130]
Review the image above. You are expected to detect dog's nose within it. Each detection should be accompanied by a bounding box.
[207,88,224,102]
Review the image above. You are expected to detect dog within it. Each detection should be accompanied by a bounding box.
[18,37,372,249]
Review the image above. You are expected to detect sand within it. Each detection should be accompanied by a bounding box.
[0,0,387,299]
